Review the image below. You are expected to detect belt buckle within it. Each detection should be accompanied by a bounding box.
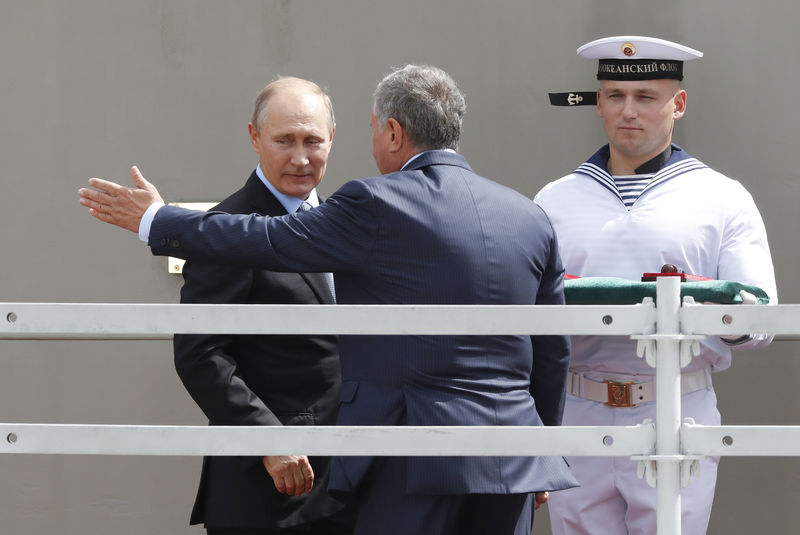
[605,380,635,407]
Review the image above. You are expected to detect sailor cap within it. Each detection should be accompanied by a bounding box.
[578,36,703,62]
[549,35,703,106]
[580,36,702,81]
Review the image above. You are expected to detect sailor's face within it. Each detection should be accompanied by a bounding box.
[597,79,686,166]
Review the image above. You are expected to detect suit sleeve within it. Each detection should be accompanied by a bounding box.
[150,179,378,274]
[173,259,282,427]
[529,226,571,427]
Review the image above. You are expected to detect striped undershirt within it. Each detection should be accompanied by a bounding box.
[613,174,655,208]
[573,145,710,210]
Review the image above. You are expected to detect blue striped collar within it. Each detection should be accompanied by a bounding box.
[575,144,708,204]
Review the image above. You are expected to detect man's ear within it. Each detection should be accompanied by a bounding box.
[385,118,404,152]
[673,89,687,120]
[595,90,603,119]
[248,122,260,153]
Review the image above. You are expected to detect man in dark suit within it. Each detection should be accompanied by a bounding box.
[173,77,353,534]
[80,64,578,535]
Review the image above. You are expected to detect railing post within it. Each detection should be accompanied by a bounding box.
[656,276,682,534]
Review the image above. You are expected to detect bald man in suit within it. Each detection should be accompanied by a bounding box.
[173,77,353,535]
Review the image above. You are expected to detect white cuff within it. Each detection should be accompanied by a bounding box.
[139,202,165,242]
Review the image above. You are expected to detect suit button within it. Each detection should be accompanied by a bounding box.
[171,239,180,248]
[160,238,167,246]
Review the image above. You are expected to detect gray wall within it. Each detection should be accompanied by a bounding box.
[1,1,798,533]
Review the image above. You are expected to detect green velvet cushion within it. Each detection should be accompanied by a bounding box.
[563,277,771,305]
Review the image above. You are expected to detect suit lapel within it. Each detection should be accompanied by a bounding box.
[299,272,334,304]
[246,172,335,304]
[244,172,287,217]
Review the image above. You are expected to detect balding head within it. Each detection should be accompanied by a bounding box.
[251,77,335,135]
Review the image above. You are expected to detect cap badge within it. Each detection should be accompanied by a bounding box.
[568,93,584,105]
[622,42,636,56]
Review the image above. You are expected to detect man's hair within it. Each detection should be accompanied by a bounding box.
[251,77,335,134]
[373,65,466,151]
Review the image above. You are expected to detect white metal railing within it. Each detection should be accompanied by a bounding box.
[2,277,800,534]
[0,301,655,338]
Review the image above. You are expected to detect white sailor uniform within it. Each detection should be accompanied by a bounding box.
[534,144,777,535]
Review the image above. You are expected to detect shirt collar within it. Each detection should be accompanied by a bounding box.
[255,165,320,213]
[587,144,687,174]
[401,148,457,170]
[634,145,673,175]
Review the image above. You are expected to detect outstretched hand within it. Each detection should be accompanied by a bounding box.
[78,166,164,233]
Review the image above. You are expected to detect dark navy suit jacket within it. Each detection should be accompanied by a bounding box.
[151,150,578,496]
[173,172,345,529]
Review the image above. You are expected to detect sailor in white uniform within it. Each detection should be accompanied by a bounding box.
[535,36,777,535]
